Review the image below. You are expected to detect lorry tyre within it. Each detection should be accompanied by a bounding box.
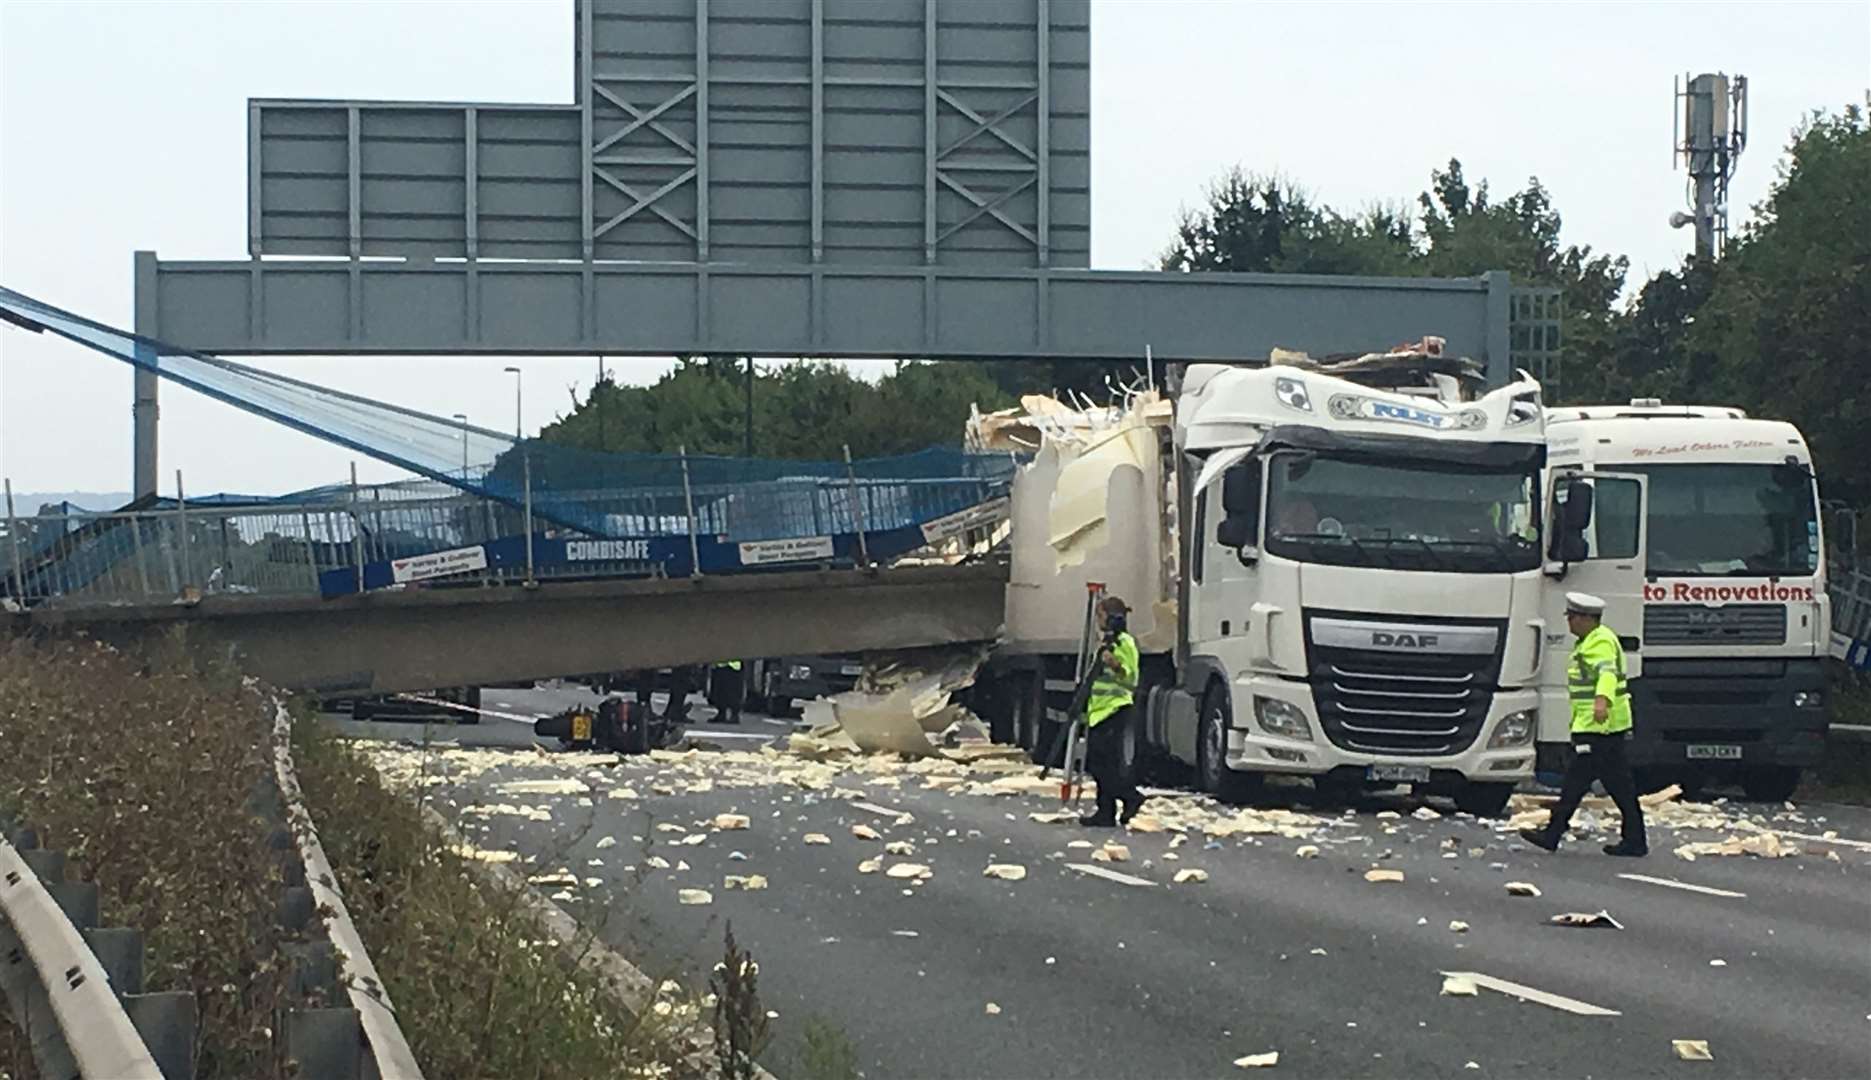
[1741,766,1801,803]
[1453,781,1514,818]
[1196,684,1261,805]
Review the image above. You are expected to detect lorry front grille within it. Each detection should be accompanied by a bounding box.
[1306,615,1502,756]
[1643,604,1786,646]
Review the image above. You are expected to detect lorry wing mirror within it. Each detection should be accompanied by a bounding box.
[1562,477,1594,532]
[1216,516,1255,550]
[1221,459,1261,518]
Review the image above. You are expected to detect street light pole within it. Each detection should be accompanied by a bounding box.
[503,366,523,440]
[452,413,469,475]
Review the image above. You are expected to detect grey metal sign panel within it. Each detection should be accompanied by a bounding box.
[142,258,1516,371]
[249,0,1089,268]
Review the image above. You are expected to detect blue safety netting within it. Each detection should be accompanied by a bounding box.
[0,284,1016,544]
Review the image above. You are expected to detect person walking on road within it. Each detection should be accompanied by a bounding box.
[1521,592,1648,857]
[1080,595,1146,828]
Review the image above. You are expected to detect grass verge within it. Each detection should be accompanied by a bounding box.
[0,632,301,1078]
[1803,665,1871,805]
[288,709,707,1078]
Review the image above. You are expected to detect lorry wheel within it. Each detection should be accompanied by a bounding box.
[1196,685,1261,805]
[1453,782,1514,819]
[1741,766,1801,803]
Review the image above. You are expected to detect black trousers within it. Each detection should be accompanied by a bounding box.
[1086,704,1141,820]
[1544,731,1647,849]
[716,666,745,721]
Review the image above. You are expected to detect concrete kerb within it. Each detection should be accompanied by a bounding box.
[416,803,778,1080]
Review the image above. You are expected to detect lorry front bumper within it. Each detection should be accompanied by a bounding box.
[1626,658,1827,771]
[1224,676,1536,783]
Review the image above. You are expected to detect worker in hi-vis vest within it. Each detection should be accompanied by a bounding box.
[1080,596,1146,827]
[1521,592,1648,857]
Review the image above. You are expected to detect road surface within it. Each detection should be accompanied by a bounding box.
[329,688,1871,1079]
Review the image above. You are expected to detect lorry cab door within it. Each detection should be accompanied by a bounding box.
[1538,471,1648,747]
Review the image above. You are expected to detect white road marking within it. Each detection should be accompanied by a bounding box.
[1066,862,1157,887]
[687,730,772,741]
[1772,829,1871,852]
[853,801,912,820]
[1439,971,1620,1017]
[760,717,792,727]
[1617,873,1747,899]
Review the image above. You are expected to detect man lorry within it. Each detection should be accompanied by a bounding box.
[1544,400,1830,801]
[970,344,1557,816]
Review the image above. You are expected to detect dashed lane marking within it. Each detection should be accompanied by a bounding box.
[1066,863,1157,888]
[1439,971,1621,1017]
[1617,872,1747,899]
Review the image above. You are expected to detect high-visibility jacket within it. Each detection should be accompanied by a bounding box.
[1087,631,1139,728]
[1568,623,1632,734]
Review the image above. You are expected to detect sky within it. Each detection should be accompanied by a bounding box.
[1,0,1867,499]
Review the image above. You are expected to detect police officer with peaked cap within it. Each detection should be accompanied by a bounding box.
[1521,592,1648,856]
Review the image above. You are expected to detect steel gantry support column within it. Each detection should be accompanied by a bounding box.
[132,251,160,500]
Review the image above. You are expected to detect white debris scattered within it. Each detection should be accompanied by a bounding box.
[983,863,1028,881]
[448,844,519,863]
[1449,921,1470,933]
[609,787,640,800]
[1550,910,1624,930]
[803,833,832,845]
[885,862,933,880]
[851,824,883,841]
[1672,1040,1712,1061]
[885,840,917,855]
[1364,869,1405,884]
[678,834,708,847]
[1709,959,1727,967]
[647,856,671,870]
[1295,845,1321,859]
[1233,1051,1279,1068]
[714,813,751,831]
[985,1002,1002,1016]
[858,857,883,874]
[891,930,920,938]
[1505,881,1542,897]
[1441,975,1479,997]
[1029,810,1079,824]
[678,889,714,906]
[1091,843,1131,864]
[1173,868,1209,884]
[655,823,688,834]
[1309,948,1328,956]
[595,836,618,850]
[676,860,691,871]
[1412,806,1441,821]
[1375,811,1402,820]
[724,875,769,891]
[1126,815,1166,833]
[495,778,588,796]
[1067,839,1094,850]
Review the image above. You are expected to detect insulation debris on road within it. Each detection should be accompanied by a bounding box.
[1673,1040,1714,1061]
[1172,868,1209,884]
[677,889,713,905]
[1550,910,1624,930]
[1233,1051,1279,1068]
[1441,976,1479,997]
[1505,882,1542,897]
[983,863,1028,881]
[1364,869,1405,884]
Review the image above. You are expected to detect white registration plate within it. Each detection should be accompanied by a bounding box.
[1686,744,1743,761]
[1367,763,1432,783]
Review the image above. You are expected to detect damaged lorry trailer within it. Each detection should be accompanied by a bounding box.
[1543,400,1833,801]
[968,349,1554,817]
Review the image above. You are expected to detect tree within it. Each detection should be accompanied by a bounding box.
[537,358,1012,461]
[1159,167,1414,276]
[1685,106,1870,502]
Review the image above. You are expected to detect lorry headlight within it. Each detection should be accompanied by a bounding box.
[1254,696,1313,741]
[1488,709,1536,749]
[1792,690,1824,708]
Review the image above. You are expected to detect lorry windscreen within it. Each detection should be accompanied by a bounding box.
[1620,462,1819,577]
[1264,452,1539,573]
